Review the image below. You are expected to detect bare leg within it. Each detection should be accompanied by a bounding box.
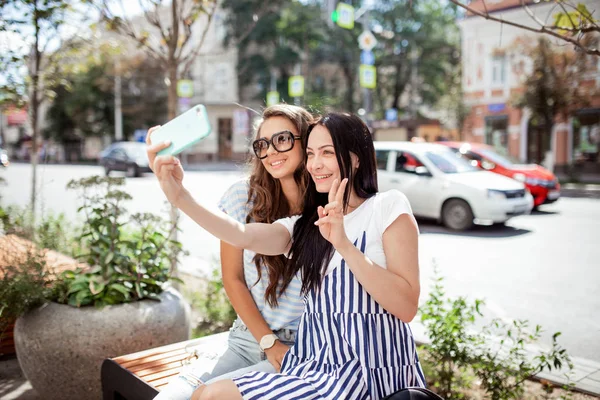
[195,380,243,400]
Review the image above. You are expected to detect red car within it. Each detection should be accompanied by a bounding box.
[439,142,560,207]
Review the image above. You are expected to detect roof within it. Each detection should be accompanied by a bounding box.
[438,141,495,152]
[373,141,450,153]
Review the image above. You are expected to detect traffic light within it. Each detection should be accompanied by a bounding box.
[330,10,339,23]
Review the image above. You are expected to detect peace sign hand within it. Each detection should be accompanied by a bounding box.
[314,178,351,250]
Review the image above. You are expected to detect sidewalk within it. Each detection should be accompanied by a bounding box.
[560,182,600,199]
[2,324,599,399]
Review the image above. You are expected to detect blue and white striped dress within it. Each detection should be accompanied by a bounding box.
[232,190,426,400]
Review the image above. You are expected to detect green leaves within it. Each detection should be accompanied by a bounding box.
[552,3,596,34]
[52,175,186,309]
[420,266,573,399]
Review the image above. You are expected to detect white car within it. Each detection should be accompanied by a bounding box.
[374,142,534,230]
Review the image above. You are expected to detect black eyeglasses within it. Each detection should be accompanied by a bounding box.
[252,130,302,159]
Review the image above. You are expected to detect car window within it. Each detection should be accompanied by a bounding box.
[375,150,390,170]
[113,148,127,158]
[395,151,424,174]
[425,150,479,174]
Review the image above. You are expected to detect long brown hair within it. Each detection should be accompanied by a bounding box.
[246,104,313,307]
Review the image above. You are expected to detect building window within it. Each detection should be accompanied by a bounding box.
[491,56,506,86]
[485,116,509,155]
[573,111,600,164]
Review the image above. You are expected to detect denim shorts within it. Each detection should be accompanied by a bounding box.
[153,319,296,400]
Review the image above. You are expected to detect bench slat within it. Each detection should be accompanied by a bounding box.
[103,332,229,398]
[118,349,188,369]
[127,354,190,373]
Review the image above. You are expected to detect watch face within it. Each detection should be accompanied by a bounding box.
[260,334,276,350]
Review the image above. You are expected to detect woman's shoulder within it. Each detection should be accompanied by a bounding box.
[219,179,251,214]
[375,189,411,206]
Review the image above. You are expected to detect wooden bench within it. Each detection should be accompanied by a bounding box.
[101,332,229,400]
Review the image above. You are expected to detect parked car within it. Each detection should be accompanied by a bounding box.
[438,142,560,207]
[99,142,151,177]
[0,148,9,167]
[374,142,534,230]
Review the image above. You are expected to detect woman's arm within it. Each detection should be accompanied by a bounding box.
[220,242,289,371]
[175,189,291,256]
[336,214,420,322]
[150,153,291,255]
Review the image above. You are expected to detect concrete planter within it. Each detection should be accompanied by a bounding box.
[14,288,190,400]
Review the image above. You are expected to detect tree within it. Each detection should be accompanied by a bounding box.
[222,0,324,106]
[44,48,168,152]
[449,0,600,57]
[89,0,219,121]
[0,0,70,220]
[371,0,461,118]
[513,36,599,160]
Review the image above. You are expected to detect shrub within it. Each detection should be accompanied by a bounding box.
[189,268,236,338]
[52,175,186,308]
[420,267,573,400]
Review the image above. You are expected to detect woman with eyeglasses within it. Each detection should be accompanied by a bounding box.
[147,112,426,400]
[151,104,314,400]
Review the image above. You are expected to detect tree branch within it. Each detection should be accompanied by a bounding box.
[180,0,219,77]
[520,0,547,29]
[449,0,600,57]
[93,0,167,63]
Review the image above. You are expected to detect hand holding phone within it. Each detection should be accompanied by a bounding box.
[152,104,212,156]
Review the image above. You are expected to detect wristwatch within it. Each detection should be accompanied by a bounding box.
[259,334,279,352]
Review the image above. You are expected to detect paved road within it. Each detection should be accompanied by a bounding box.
[2,163,599,363]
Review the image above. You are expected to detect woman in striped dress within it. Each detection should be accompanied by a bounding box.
[148,112,426,400]
[152,105,313,400]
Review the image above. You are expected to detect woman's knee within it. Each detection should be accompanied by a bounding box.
[196,380,242,400]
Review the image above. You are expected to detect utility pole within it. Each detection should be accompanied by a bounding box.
[114,59,123,141]
[362,9,372,118]
[326,0,336,28]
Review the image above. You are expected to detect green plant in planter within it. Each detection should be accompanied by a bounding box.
[53,175,185,308]
[420,266,573,400]
[0,249,52,337]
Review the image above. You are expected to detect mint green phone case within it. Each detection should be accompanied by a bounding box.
[154,104,212,156]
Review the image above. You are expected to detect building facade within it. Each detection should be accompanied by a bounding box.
[459,0,600,174]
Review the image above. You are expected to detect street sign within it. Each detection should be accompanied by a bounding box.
[336,3,354,30]
[176,79,194,98]
[360,50,375,66]
[359,65,377,89]
[134,129,147,143]
[266,91,280,107]
[358,30,377,51]
[178,97,191,113]
[385,108,398,122]
[288,76,305,98]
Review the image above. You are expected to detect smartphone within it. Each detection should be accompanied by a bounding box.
[153,104,212,156]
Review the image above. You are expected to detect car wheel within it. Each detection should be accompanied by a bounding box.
[442,199,474,231]
[126,164,138,178]
[104,167,111,176]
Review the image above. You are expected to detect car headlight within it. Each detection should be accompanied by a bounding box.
[512,173,526,183]
[487,189,506,200]
[524,177,541,186]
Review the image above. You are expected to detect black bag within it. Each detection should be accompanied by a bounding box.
[382,387,445,400]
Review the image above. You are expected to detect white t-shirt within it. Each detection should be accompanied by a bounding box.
[275,190,417,276]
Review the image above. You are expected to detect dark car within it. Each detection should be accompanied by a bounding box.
[99,142,151,177]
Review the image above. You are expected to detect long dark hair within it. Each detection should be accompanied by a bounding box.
[246,104,313,307]
[286,112,378,295]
